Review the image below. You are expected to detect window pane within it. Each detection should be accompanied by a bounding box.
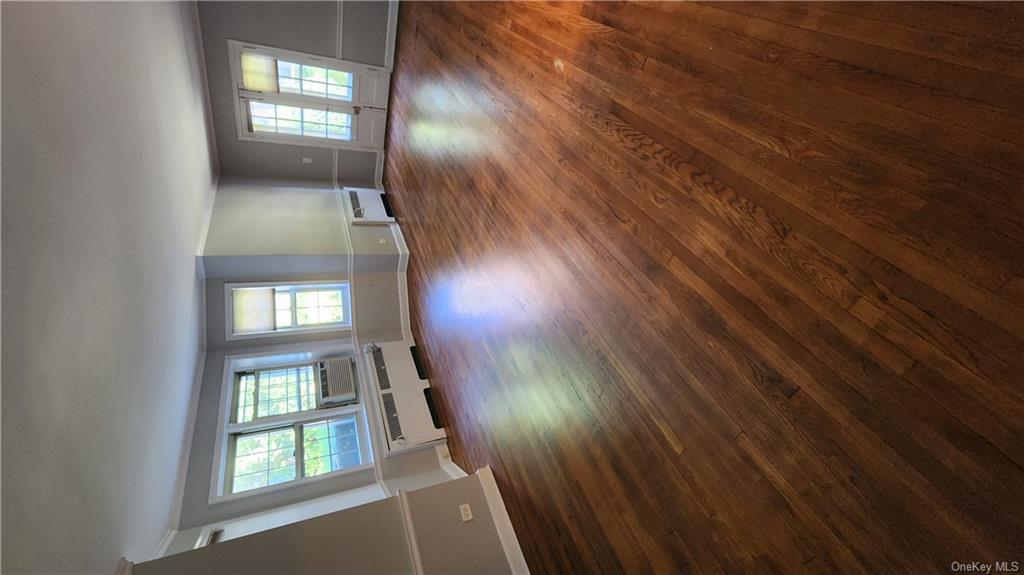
[279,77,301,94]
[276,310,292,328]
[277,60,301,79]
[327,125,351,141]
[319,289,342,306]
[302,416,362,478]
[276,105,301,121]
[252,117,276,133]
[327,85,351,100]
[302,65,326,81]
[277,119,301,135]
[235,432,266,456]
[275,291,291,310]
[321,306,343,323]
[303,109,326,124]
[302,80,327,98]
[297,308,318,325]
[326,69,354,101]
[328,69,352,86]
[250,101,276,118]
[255,366,317,419]
[296,291,318,309]
[235,374,256,423]
[303,123,327,138]
[247,103,352,142]
[231,428,296,493]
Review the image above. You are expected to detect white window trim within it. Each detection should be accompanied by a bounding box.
[227,39,387,152]
[210,343,374,504]
[224,280,352,342]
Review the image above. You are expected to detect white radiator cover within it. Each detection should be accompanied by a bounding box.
[363,340,446,455]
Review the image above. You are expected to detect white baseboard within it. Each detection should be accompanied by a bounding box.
[478,466,530,575]
[384,0,400,70]
[150,529,176,561]
[436,444,469,479]
[397,490,426,575]
[115,556,134,575]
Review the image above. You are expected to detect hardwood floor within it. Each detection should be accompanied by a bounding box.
[383,2,1024,572]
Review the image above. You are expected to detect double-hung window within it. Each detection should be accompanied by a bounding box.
[225,362,371,495]
[228,40,390,151]
[227,281,351,340]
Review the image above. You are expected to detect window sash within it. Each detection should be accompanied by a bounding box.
[227,282,350,339]
[227,426,297,494]
[247,100,353,142]
[242,95,356,143]
[241,52,355,103]
[234,44,363,106]
[232,364,320,424]
[225,408,366,495]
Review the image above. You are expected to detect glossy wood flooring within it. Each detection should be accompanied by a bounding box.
[383,2,1024,573]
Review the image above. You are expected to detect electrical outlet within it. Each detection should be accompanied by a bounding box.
[459,503,473,522]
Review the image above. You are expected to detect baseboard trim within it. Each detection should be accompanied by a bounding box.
[478,466,530,574]
[436,444,469,479]
[115,556,134,575]
[150,528,176,561]
[397,490,426,575]
[167,326,207,539]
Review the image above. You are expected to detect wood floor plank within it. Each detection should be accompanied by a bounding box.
[385,3,1024,572]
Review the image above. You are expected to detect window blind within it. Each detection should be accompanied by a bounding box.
[232,287,275,334]
[240,52,278,93]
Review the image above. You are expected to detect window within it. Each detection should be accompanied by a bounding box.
[224,362,371,496]
[248,101,352,141]
[233,366,318,423]
[231,427,296,492]
[302,417,363,477]
[227,282,351,340]
[228,40,390,151]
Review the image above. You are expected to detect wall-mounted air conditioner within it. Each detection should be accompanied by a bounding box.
[318,357,358,406]
[362,341,445,455]
[347,188,395,226]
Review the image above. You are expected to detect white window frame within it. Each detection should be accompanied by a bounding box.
[210,344,374,504]
[225,280,352,341]
[227,39,389,151]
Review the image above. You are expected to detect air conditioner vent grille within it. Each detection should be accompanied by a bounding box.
[372,347,391,390]
[349,190,362,217]
[380,392,403,441]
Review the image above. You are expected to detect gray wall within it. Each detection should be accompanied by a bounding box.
[342,1,391,68]
[198,1,380,184]
[353,271,405,342]
[203,177,349,257]
[1,2,217,573]
[136,498,413,574]
[407,476,512,575]
[141,474,512,575]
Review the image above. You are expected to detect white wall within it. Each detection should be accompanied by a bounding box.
[1,2,217,572]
